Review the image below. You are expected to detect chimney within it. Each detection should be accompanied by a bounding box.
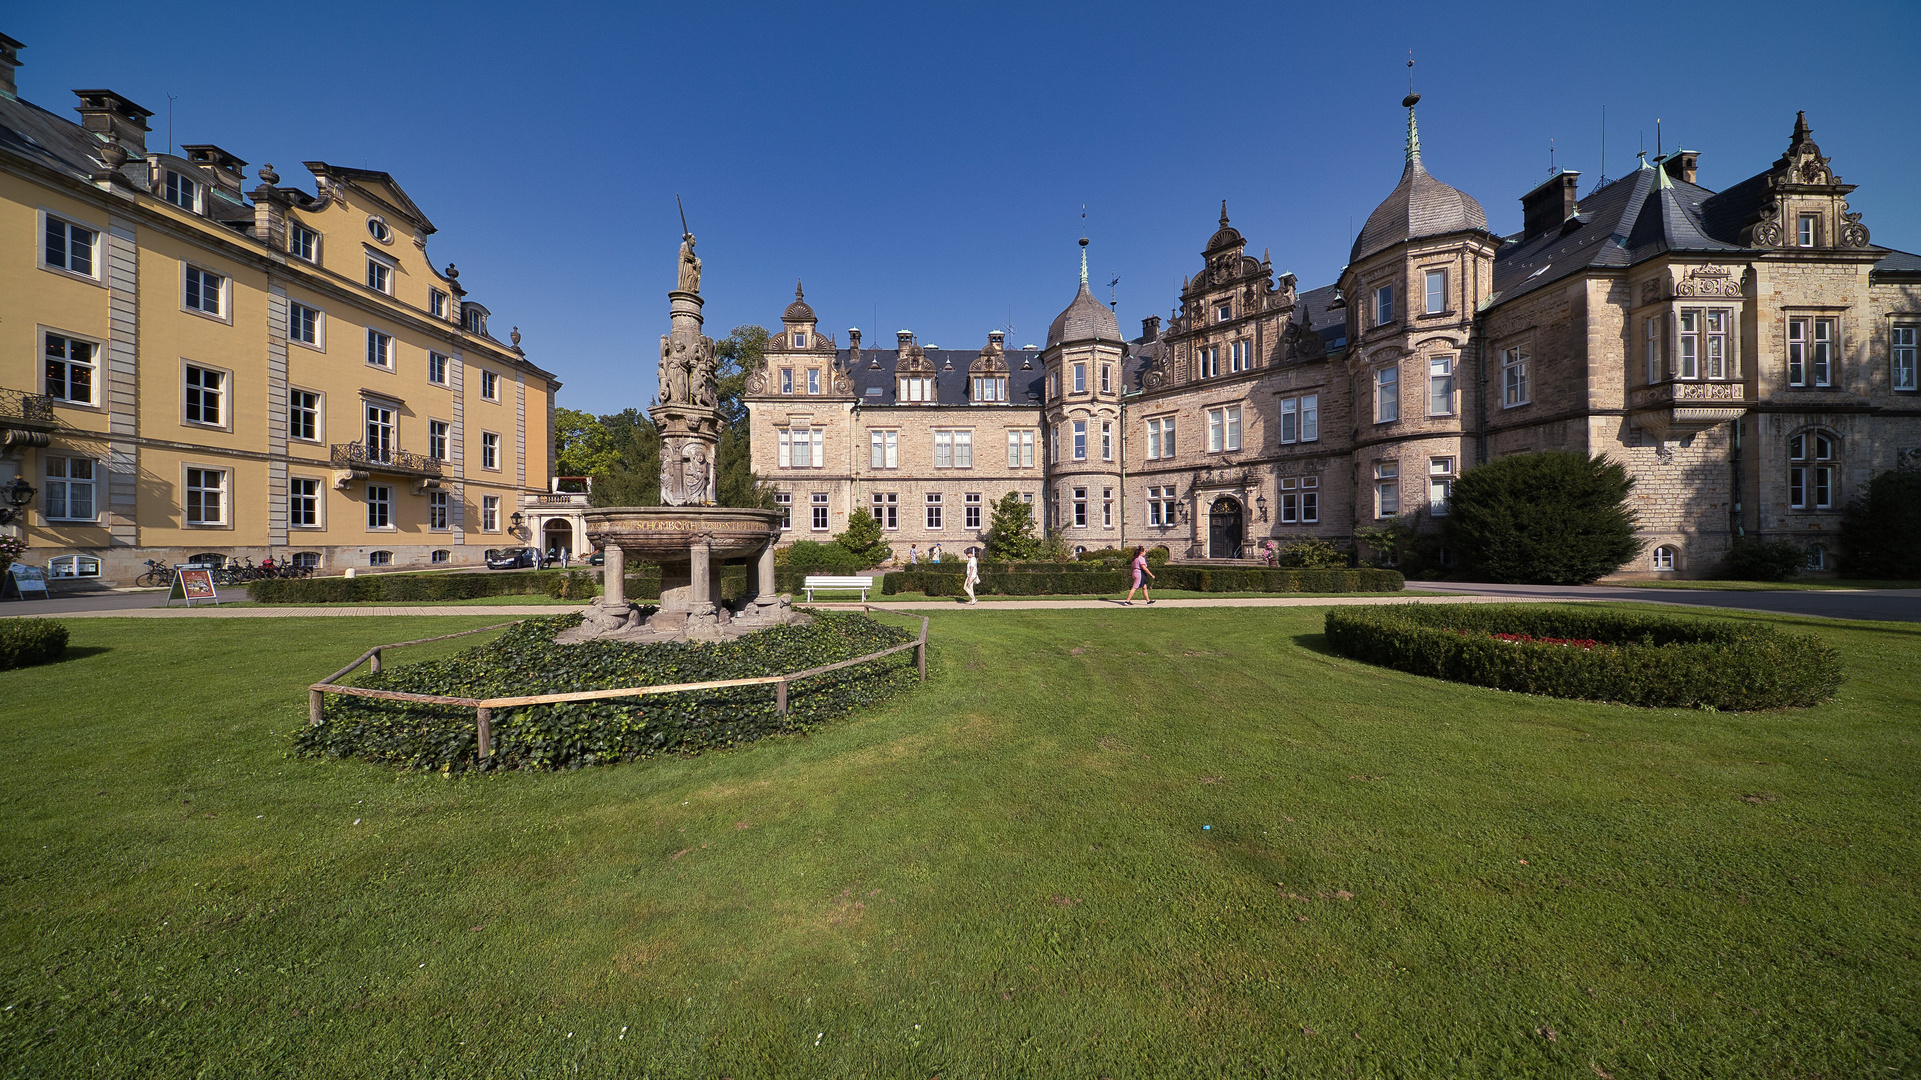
[1141,314,1161,342]
[846,328,861,349]
[73,89,152,158]
[0,33,23,100]
[1663,150,1699,186]
[1519,170,1581,242]
[252,164,288,249]
[181,144,248,194]
[987,329,1005,350]
[896,330,915,356]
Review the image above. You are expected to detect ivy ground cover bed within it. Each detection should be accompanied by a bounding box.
[297,613,917,771]
[1324,604,1843,710]
[2,605,1916,1077]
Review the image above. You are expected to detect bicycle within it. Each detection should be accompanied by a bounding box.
[136,559,176,588]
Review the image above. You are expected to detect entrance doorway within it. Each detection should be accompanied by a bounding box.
[543,519,575,561]
[1208,497,1244,559]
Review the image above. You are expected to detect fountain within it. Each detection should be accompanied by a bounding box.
[560,226,799,643]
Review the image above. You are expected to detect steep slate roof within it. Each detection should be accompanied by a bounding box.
[1293,282,1349,353]
[841,348,1046,407]
[1046,281,1123,348]
[0,92,107,179]
[1351,155,1490,264]
[1874,248,1921,275]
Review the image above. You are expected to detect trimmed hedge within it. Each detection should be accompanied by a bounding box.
[0,618,68,670]
[1323,604,1841,710]
[294,612,917,772]
[249,567,809,604]
[882,567,1404,596]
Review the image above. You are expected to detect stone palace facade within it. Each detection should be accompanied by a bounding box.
[757,99,1920,575]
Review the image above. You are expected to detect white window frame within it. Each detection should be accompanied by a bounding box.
[1279,475,1320,524]
[1424,268,1447,315]
[811,492,830,532]
[481,431,502,471]
[1894,325,1919,392]
[183,264,227,320]
[183,363,229,429]
[1374,284,1394,327]
[871,491,899,530]
[289,475,322,529]
[1007,428,1035,468]
[925,492,944,530]
[1101,421,1113,461]
[184,465,229,526]
[1646,315,1666,384]
[1216,302,1232,323]
[288,388,323,443]
[1198,346,1219,379]
[1502,347,1530,407]
[1652,545,1677,571]
[1100,365,1112,392]
[1788,432,1836,510]
[429,287,447,318]
[1146,416,1174,459]
[1072,420,1087,460]
[898,376,934,403]
[289,301,324,349]
[43,330,100,407]
[1071,487,1087,528]
[1375,363,1400,423]
[780,368,794,394]
[288,222,320,263]
[366,327,394,370]
[808,368,821,394]
[965,492,982,530]
[428,489,450,531]
[1073,363,1087,393]
[364,403,397,464]
[366,252,395,294]
[366,484,395,530]
[428,352,449,385]
[39,210,101,281]
[870,429,899,469]
[1428,457,1454,516]
[42,455,98,522]
[792,331,807,348]
[47,554,102,579]
[775,492,792,530]
[1374,461,1400,518]
[1428,355,1455,416]
[1229,340,1251,373]
[429,419,449,461]
[1205,406,1242,453]
[481,495,502,532]
[480,369,502,401]
[1798,214,1818,248]
[164,170,201,213]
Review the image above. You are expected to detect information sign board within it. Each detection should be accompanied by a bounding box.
[171,568,221,607]
[5,562,50,599]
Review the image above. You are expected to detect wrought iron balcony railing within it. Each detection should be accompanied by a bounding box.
[0,387,57,430]
[330,441,444,478]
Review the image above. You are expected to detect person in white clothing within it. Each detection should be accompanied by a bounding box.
[963,549,980,605]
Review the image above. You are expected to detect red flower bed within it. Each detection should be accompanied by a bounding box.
[1454,629,1603,650]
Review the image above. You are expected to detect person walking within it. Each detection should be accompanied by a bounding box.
[906,544,918,568]
[1120,546,1155,605]
[963,548,980,605]
[930,544,942,565]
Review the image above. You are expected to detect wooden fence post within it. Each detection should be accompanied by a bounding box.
[917,641,927,681]
[776,680,788,716]
[476,707,493,759]
[309,689,325,726]
[370,648,383,674]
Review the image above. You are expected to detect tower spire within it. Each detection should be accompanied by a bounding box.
[1079,206,1089,287]
[1403,51,1423,165]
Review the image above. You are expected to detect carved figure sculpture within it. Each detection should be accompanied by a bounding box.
[678,232,702,293]
[681,443,711,505]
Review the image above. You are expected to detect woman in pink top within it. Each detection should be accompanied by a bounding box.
[1121,546,1155,605]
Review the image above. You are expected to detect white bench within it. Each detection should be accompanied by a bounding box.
[803,575,871,603]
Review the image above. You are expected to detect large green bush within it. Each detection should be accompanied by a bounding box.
[832,508,893,566]
[983,492,1043,561]
[1323,604,1840,710]
[779,540,870,576]
[882,567,1403,596]
[1445,451,1642,584]
[1841,470,1921,579]
[1279,537,1349,569]
[0,618,68,670]
[295,612,916,772]
[1719,538,1806,582]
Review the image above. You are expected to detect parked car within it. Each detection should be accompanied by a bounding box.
[485,547,545,570]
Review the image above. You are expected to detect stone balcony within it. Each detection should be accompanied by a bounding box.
[0,386,56,444]
[1628,380,1752,441]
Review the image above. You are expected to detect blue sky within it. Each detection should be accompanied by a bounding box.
[11,1,1919,411]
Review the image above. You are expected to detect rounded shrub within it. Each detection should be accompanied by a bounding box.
[294,612,918,772]
[1719,538,1806,582]
[1323,604,1840,710]
[0,617,69,670]
[1445,451,1642,584]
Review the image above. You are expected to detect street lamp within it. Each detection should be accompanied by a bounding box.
[1255,493,1269,522]
[0,476,35,527]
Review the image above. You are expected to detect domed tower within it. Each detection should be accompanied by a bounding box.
[1042,237,1126,546]
[1340,82,1496,553]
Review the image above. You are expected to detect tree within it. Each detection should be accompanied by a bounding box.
[1840,469,1921,579]
[983,492,1043,561]
[587,408,661,507]
[1444,451,1642,584]
[833,507,892,566]
[553,407,622,479]
[714,325,774,509]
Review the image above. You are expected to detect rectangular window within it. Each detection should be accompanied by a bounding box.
[1198,346,1219,379]
[1100,365,1112,392]
[1147,416,1171,458]
[1072,487,1087,528]
[366,486,393,529]
[289,302,321,346]
[972,374,1008,402]
[367,328,393,368]
[925,492,943,530]
[1677,310,1700,379]
[365,404,396,463]
[289,389,320,441]
[366,255,393,294]
[429,287,447,317]
[1216,302,1232,323]
[1424,268,1447,315]
[1789,317,1836,387]
[954,429,972,467]
[780,368,794,394]
[870,429,898,469]
[184,365,225,426]
[935,430,952,469]
[965,492,982,529]
[1375,284,1394,327]
[1646,315,1666,383]
[1429,457,1455,516]
[1502,347,1530,407]
[1073,363,1087,393]
[1798,214,1818,247]
[872,492,898,529]
[428,490,449,530]
[808,368,821,394]
[1374,461,1400,518]
[1705,309,1729,379]
[43,215,97,276]
[289,476,320,528]
[481,370,501,400]
[1789,433,1835,509]
[184,265,224,316]
[1429,355,1455,416]
[898,376,934,402]
[44,334,97,405]
[482,495,501,532]
[1894,326,1918,392]
[775,492,792,530]
[482,432,501,470]
[185,467,227,525]
[1376,364,1400,423]
[42,456,96,521]
[429,420,449,461]
[1205,405,1241,452]
[1300,394,1318,442]
[792,332,807,348]
[1147,485,1164,526]
[289,223,319,263]
[1278,476,1319,524]
[1102,488,1113,527]
[1229,340,1251,373]
[165,171,199,212]
[812,492,830,531]
[1811,318,1834,387]
[1007,429,1035,468]
[1100,421,1112,461]
[464,308,485,335]
[1071,420,1087,460]
[429,352,449,384]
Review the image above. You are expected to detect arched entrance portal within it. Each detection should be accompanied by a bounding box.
[543,519,575,561]
[1208,497,1244,559]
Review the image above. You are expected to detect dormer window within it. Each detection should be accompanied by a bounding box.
[1798,214,1818,248]
[971,375,1007,402]
[899,376,935,402]
[464,308,485,335]
[288,223,319,263]
[164,171,200,212]
[792,331,807,348]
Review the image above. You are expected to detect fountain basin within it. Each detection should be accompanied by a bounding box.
[582,505,781,559]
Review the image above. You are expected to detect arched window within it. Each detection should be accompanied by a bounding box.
[48,554,101,578]
[188,551,225,568]
[431,549,451,564]
[1806,544,1828,571]
[1788,432,1837,509]
[1652,545,1677,571]
[291,551,321,569]
[369,550,393,566]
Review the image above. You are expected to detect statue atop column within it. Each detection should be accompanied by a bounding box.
[653,202,720,507]
[677,231,702,293]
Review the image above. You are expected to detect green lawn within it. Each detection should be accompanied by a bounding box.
[2,607,1915,1077]
[872,589,1432,603]
[1615,578,1921,592]
[217,593,585,608]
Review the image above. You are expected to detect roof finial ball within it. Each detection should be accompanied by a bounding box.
[1404,49,1420,109]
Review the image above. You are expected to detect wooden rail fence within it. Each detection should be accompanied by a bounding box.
[307,616,930,760]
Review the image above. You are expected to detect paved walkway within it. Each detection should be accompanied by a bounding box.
[41,603,567,619]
